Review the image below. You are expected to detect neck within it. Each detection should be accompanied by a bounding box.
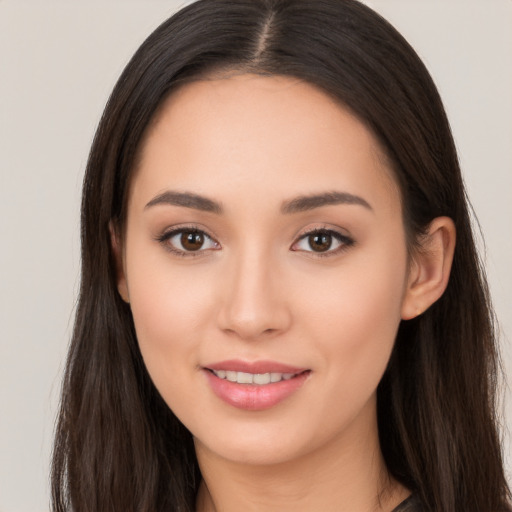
[194,400,409,512]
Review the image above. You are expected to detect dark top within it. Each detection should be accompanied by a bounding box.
[392,494,423,512]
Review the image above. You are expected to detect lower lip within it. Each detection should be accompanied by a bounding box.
[204,370,310,411]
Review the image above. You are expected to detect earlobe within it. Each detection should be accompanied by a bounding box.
[109,222,130,303]
[401,217,456,320]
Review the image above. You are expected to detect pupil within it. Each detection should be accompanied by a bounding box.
[309,233,332,252]
[181,231,204,251]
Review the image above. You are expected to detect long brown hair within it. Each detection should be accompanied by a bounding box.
[51,1,511,511]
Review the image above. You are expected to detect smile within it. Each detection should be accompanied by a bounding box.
[210,370,297,385]
[203,361,311,411]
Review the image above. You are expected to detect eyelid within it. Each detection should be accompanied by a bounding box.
[156,224,220,257]
[155,223,354,258]
[291,225,355,257]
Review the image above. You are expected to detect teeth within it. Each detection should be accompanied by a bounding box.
[253,373,271,385]
[226,371,237,382]
[212,370,297,385]
[237,372,253,384]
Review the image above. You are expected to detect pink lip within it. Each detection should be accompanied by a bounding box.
[206,359,306,374]
[203,359,310,411]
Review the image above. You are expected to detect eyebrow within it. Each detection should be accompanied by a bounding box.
[145,191,223,214]
[144,189,372,215]
[281,191,373,214]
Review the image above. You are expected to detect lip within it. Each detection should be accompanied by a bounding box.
[203,359,310,411]
[206,359,306,375]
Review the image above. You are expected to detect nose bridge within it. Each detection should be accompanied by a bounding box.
[217,241,290,339]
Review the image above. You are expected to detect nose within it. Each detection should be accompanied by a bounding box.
[216,247,292,340]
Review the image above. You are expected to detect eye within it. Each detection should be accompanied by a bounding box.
[158,228,219,255]
[292,228,354,255]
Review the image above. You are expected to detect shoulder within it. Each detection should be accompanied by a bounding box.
[392,494,424,512]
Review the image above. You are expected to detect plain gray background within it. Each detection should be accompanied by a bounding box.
[1,1,510,510]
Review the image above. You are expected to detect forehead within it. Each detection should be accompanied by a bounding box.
[131,74,400,214]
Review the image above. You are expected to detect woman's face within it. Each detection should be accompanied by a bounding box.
[118,74,411,466]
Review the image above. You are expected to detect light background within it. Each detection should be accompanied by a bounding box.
[0,1,510,510]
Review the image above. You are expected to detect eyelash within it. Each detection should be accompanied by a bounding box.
[156,225,354,258]
[292,227,355,258]
[156,225,220,258]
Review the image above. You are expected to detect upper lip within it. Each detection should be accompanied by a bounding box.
[204,359,307,375]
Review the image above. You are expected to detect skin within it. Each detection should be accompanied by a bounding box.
[114,74,455,512]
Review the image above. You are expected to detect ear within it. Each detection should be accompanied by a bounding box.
[109,222,130,303]
[401,217,456,320]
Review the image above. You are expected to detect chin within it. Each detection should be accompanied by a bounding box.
[191,416,337,469]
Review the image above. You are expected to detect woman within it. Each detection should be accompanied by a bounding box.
[51,1,511,511]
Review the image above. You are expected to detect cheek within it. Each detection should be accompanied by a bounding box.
[123,242,216,391]
[298,240,408,391]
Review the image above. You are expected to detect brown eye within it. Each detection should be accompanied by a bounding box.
[181,231,205,251]
[308,233,333,252]
[159,228,219,255]
[292,229,354,256]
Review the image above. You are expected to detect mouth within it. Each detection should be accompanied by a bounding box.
[208,369,304,385]
[203,360,311,411]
